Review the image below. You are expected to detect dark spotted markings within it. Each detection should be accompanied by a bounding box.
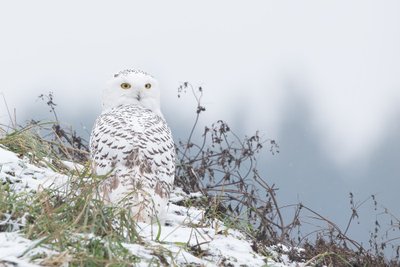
[90,104,175,222]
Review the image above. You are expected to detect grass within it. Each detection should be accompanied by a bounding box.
[0,183,33,232]
[24,171,148,265]
[0,124,158,266]
[0,176,142,266]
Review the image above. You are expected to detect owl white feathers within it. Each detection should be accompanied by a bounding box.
[90,69,175,223]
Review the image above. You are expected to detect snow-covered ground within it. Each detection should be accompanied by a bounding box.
[0,146,303,266]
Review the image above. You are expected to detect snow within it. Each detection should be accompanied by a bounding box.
[0,232,55,267]
[134,203,266,266]
[0,146,302,266]
[0,145,68,192]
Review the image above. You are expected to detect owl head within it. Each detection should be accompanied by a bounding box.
[102,69,162,116]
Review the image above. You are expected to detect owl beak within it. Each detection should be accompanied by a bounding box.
[136,92,142,101]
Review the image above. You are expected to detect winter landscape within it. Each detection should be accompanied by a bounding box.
[1,1,400,266]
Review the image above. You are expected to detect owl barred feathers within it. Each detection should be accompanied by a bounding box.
[90,69,175,223]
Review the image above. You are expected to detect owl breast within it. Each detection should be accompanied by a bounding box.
[90,104,175,223]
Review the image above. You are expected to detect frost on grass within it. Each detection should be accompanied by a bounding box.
[0,146,301,266]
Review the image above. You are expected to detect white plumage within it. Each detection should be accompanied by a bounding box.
[90,69,175,223]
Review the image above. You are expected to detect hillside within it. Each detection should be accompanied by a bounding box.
[0,145,302,266]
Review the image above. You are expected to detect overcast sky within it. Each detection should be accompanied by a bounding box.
[1,0,400,248]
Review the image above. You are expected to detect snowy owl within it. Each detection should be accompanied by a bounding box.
[90,69,175,223]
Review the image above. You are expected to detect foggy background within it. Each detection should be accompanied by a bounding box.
[1,1,399,251]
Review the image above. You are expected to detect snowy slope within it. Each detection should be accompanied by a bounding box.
[0,146,302,266]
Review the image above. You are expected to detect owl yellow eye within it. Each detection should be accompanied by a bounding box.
[120,83,131,89]
[145,83,152,89]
